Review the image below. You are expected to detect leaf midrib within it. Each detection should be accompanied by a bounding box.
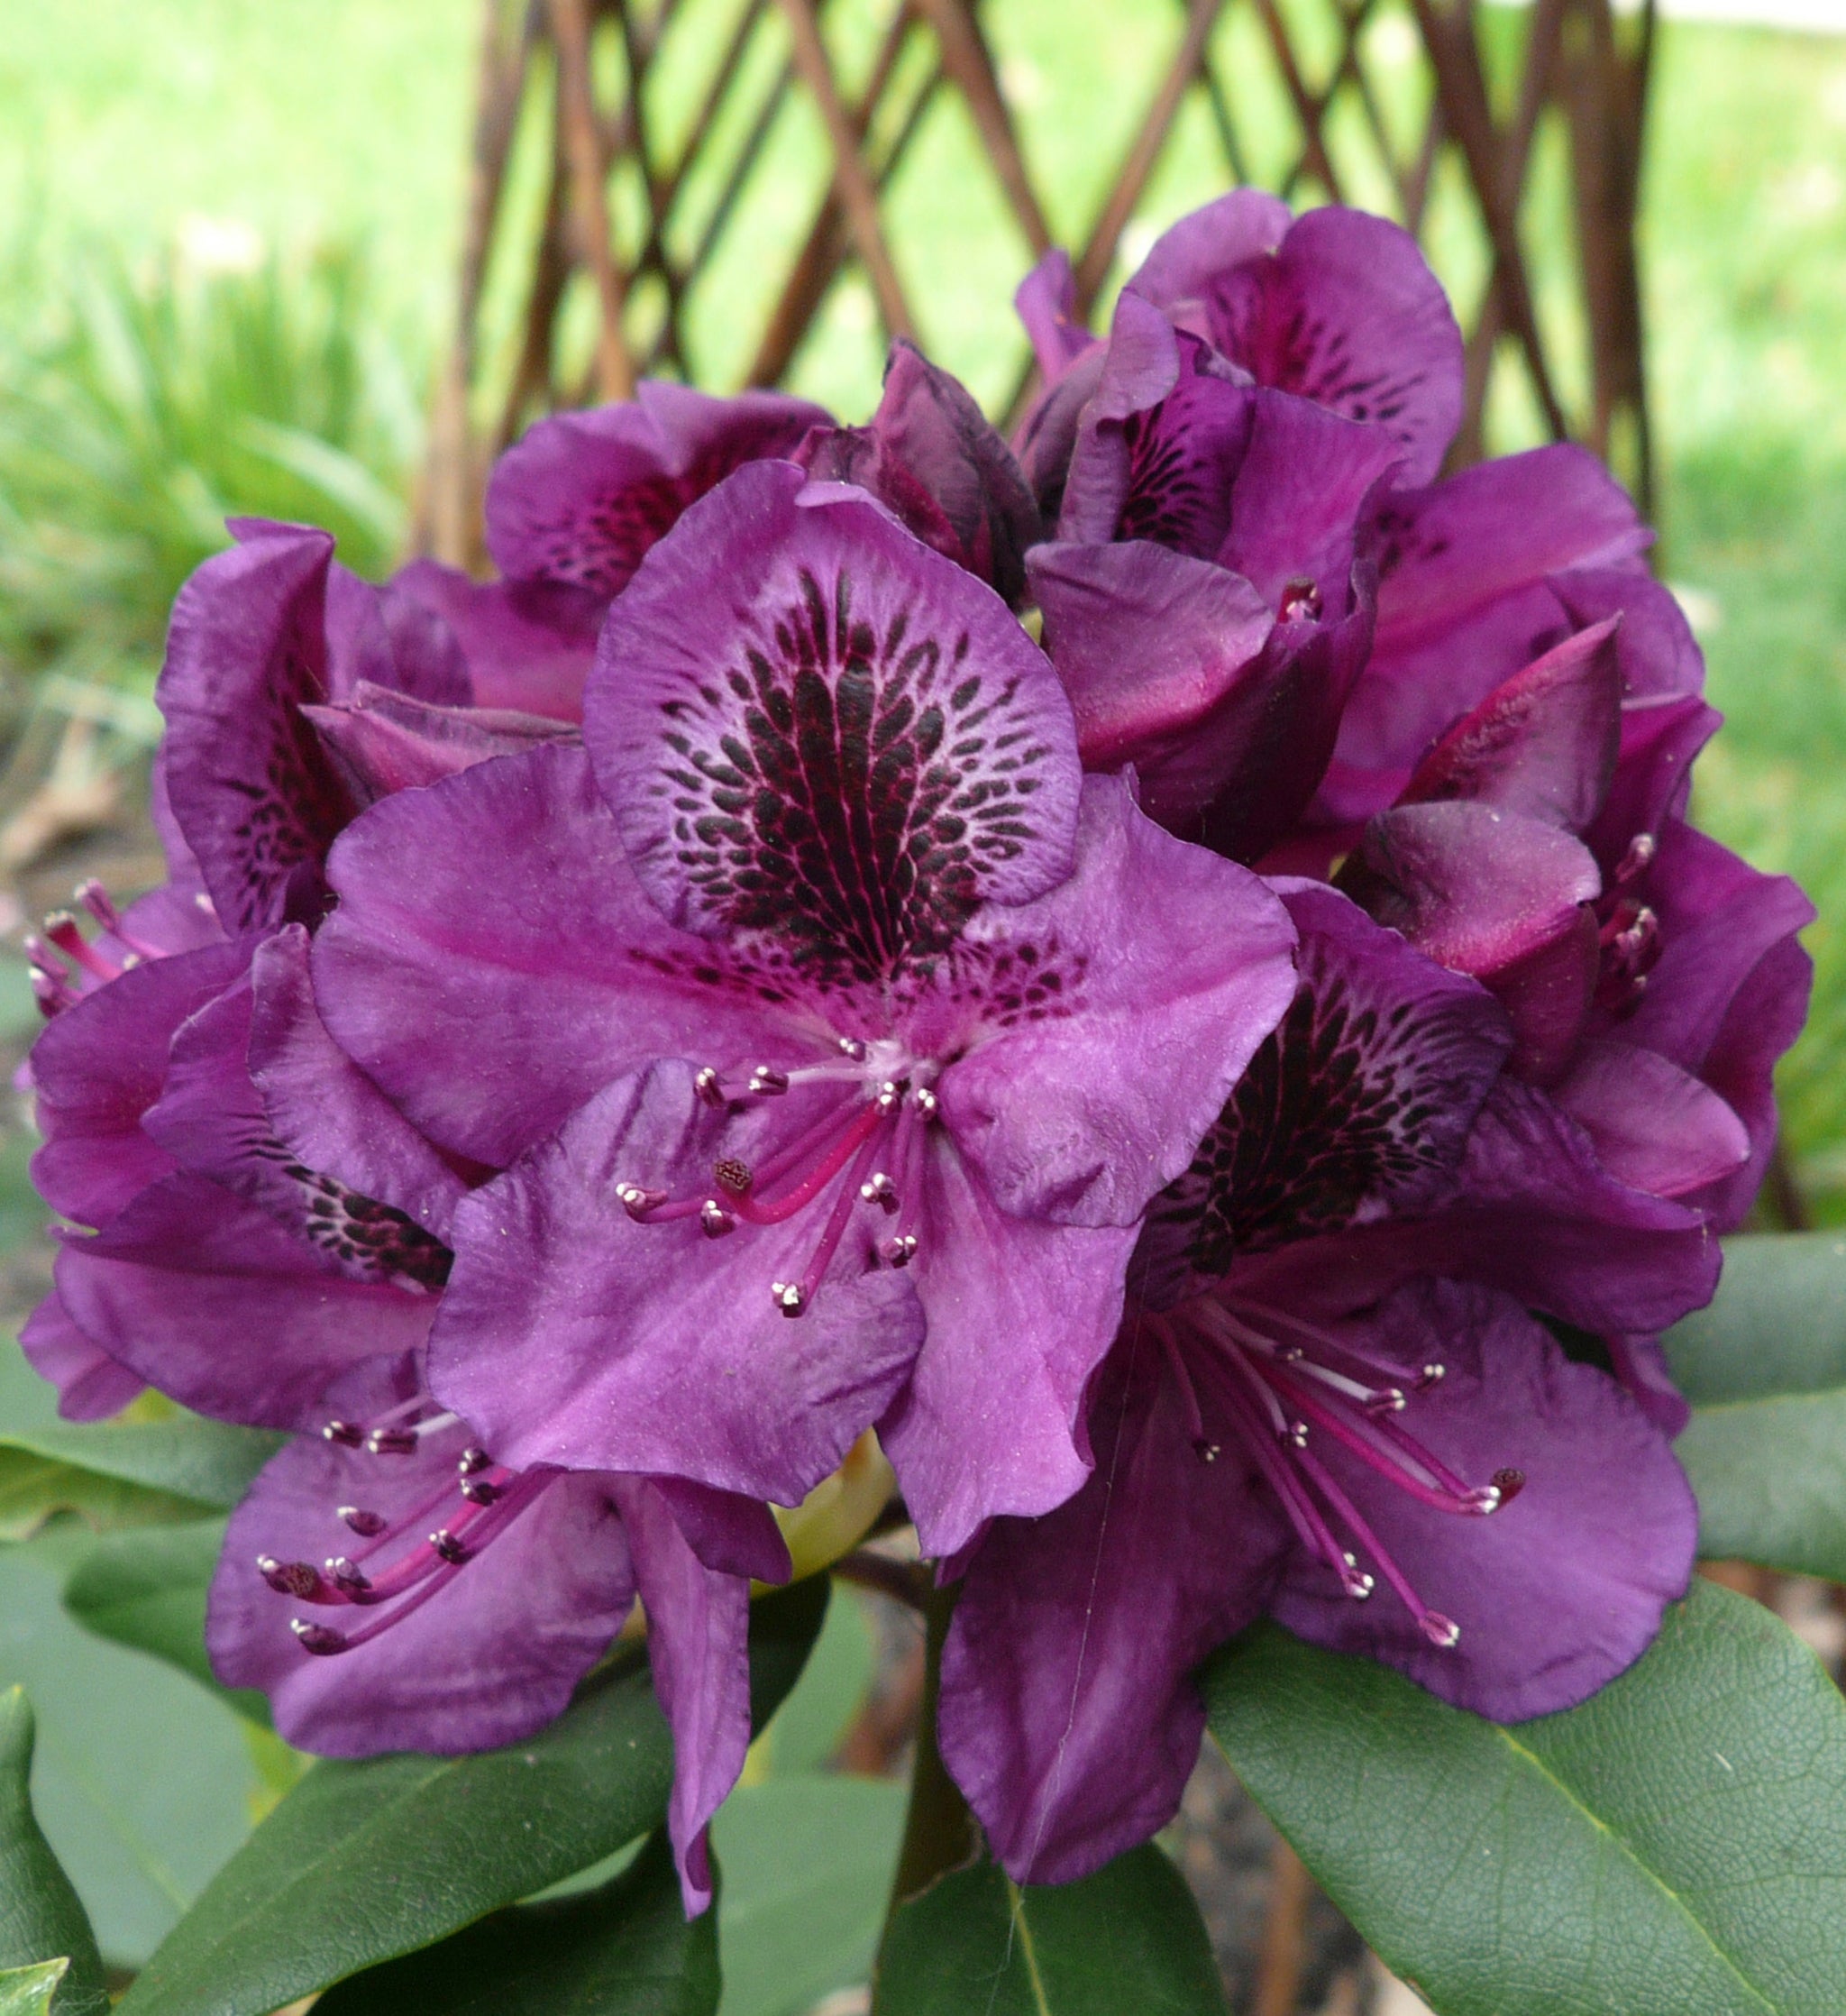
[1485,1723,1778,2015]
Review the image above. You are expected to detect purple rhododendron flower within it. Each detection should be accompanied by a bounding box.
[310,461,1299,1558]
[937,882,1701,1883]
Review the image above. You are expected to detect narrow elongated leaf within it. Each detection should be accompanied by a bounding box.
[1663,1232,1846,1576]
[0,1961,69,2016]
[873,1846,1226,2016]
[0,1691,108,2016]
[1205,1581,1846,2016]
[314,1828,717,2016]
[0,1342,279,1543]
[115,1578,826,2016]
[714,1775,904,2016]
[62,1520,271,1727]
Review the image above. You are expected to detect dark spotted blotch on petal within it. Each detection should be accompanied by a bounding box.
[1137,883,1511,1306]
[586,461,1082,988]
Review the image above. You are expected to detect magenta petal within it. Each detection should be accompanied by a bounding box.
[938,1340,1289,1884]
[55,1175,434,1428]
[880,1147,1137,1558]
[614,1478,753,1914]
[1269,1283,1695,1721]
[644,1479,790,1584]
[430,1063,923,1501]
[1550,1040,1750,1199]
[19,1290,144,1421]
[388,562,600,720]
[587,462,1082,958]
[157,524,353,931]
[485,384,829,599]
[939,775,1298,1227]
[315,744,798,1166]
[1127,189,1291,314]
[248,925,467,1236]
[29,938,249,1226]
[1205,207,1463,484]
[208,1405,634,1755]
[1014,247,1098,383]
[1398,618,1623,834]
[305,682,575,804]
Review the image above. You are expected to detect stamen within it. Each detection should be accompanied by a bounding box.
[324,1420,365,1448]
[730,1098,887,1227]
[292,1619,349,1655]
[339,1506,388,1535]
[1152,1318,1220,1462]
[836,1037,867,1062]
[774,1120,891,1316]
[617,1183,668,1221]
[694,1067,727,1108]
[700,1199,737,1238]
[859,1171,899,1213]
[1614,831,1657,885]
[430,1528,471,1565]
[748,1066,790,1096]
[367,1427,419,1455]
[42,912,120,984]
[878,1233,918,1267]
[325,1556,371,1595]
[912,1086,939,1121]
[1278,576,1322,623]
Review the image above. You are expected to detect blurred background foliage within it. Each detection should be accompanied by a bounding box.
[0,0,1842,1987]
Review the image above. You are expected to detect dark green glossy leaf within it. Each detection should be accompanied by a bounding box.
[714,1774,903,2016]
[0,1691,108,2016]
[1205,1581,1846,2015]
[0,1961,69,2016]
[314,1828,717,2016]
[1663,1232,1846,1577]
[0,1340,279,1543]
[61,1519,272,1727]
[749,1580,875,1777]
[873,1846,1225,2015]
[115,1578,826,2016]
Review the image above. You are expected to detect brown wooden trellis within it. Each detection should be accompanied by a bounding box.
[413,0,1657,567]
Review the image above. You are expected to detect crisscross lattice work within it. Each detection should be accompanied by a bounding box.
[415,0,1654,565]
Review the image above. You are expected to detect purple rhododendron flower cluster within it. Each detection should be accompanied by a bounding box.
[20,190,1812,1911]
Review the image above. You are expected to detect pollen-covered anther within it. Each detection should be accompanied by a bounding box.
[617,1182,667,1222]
[1341,1565,1376,1600]
[1193,1437,1222,1464]
[859,1171,900,1213]
[258,1555,324,1599]
[1364,1387,1407,1416]
[339,1504,388,1536]
[1616,830,1658,884]
[879,1232,918,1267]
[1462,1482,1503,1515]
[699,1198,737,1239]
[323,1419,365,1448]
[1284,1419,1310,1448]
[1278,575,1323,623]
[1420,1611,1462,1649]
[1416,1362,1446,1388]
[430,1528,472,1565]
[366,1425,419,1456]
[693,1066,727,1108]
[912,1086,939,1121]
[748,1066,790,1096]
[714,1158,754,1198]
[875,1079,903,1114]
[291,1618,349,1655]
[771,1280,808,1316]
[836,1037,867,1062]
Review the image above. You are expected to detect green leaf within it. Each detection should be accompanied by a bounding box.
[748,1578,875,1777]
[115,1579,827,2016]
[0,1340,280,1543]
[62,1520,272,1727]
[0,1961,69,2016]
[0,1691,109,2016]
[313,1828,717,2016]
[1205,1581,1846,2016]
[0,1541,265,1969]
[1663,1231,1846,1577]
[714,1775,904,2016]
[873,1846,1226,2015]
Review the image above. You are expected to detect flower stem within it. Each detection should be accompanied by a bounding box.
[885,1577,976,1911]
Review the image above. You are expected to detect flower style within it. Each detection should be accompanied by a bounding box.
[310,460,1300,1559]
[937,882,1702,1883]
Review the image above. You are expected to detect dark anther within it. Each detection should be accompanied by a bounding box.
[323,1419,365,1448]
[771,1280,808,1316]
[694,1066,727,1108]
[617,1183,667,1221]
[878,1232,918,1267]
[1193,1438,1222,1464]
[339,1505,388,1536]
[748,1066,790,1096]
[460,1476,502,1505]
[1278,576,1323,623]
[860,1172,899,1214]
[259,1556,325,1599]
[714,1157,754,1197]
[367,1426,419,1456]
[430,1528,471,1565]
[1491,1467,1527,1503]
[699,1199,737,1238]
[458,1448,490,1475]
[291,1618,349,1656]
[836,1037,867,1062]
[326,1555,371,1595]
